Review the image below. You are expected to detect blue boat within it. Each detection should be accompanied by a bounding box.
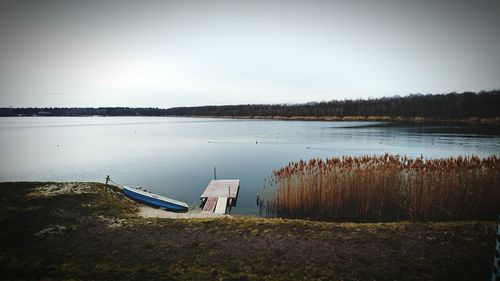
[122,185,189,212]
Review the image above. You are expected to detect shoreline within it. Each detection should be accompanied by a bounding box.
[2,115,500,123]
[176,115,500,123]
[0,181,497,280]
[138,205,227,219]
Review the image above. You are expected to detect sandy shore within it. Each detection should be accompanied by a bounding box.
[29,182,228,219]
[138,206,227,219]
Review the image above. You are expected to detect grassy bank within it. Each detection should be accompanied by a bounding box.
[0,182,497,280]
[261,155,500,222]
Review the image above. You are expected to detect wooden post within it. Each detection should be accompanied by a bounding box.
[213,161,217,180]
[227,186,231,214]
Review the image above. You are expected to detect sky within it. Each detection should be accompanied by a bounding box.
[0,0,499,108]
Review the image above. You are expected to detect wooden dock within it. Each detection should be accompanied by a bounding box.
[200,180,240,214]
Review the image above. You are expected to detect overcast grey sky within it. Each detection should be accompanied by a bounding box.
[0,0,499,107]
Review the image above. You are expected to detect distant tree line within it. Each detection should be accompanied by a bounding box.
[1,91,499,119]
[165,91,500,119]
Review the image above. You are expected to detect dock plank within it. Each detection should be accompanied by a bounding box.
[202,197,217,212]
[214,197,228,214]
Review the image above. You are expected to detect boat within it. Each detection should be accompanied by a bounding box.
[122,185,189,212]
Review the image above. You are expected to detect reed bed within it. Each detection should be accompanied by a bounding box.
[260,154,500,222]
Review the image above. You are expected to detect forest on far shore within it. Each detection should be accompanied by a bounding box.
[1,90,499,120]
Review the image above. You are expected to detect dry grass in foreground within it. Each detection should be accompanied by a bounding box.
[260,154,500,222]
[0,182,497,280]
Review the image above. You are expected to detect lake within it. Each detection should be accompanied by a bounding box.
[1,117,499,214]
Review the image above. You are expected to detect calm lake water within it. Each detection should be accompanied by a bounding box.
[1,117,499,214]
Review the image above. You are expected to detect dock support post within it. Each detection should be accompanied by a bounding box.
[213,161,217,180]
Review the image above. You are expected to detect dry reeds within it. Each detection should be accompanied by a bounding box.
[260,154,500,222]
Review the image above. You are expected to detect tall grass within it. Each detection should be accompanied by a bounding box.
[260,154,500,222]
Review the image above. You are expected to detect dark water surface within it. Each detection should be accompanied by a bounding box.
[1,117,499,214]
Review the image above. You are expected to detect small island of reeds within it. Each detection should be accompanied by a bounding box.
[260,154,500,222]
